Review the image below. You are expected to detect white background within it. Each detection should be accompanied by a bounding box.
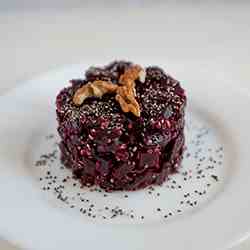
[0,1,250,249]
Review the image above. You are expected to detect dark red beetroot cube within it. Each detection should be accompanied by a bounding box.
[56,61,186,191]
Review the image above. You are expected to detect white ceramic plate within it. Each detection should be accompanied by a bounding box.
[0,61,250,250]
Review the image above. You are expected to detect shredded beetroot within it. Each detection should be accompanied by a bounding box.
[56,61,186,191]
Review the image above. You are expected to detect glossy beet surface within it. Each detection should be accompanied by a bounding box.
[56,61,186,191]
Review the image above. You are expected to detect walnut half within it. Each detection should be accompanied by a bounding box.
[73,80,118,105]
[115,65,145,117]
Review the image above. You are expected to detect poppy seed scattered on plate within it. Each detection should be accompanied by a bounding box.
[35,105,224,222]
[211,175,219,182]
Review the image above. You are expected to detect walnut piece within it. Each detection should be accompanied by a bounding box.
[73,65,146,117]
[73,80,117,105]
[119,65,145,86]
[115,65,145,117]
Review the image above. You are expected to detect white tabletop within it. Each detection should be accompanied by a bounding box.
[0,1,250,249]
